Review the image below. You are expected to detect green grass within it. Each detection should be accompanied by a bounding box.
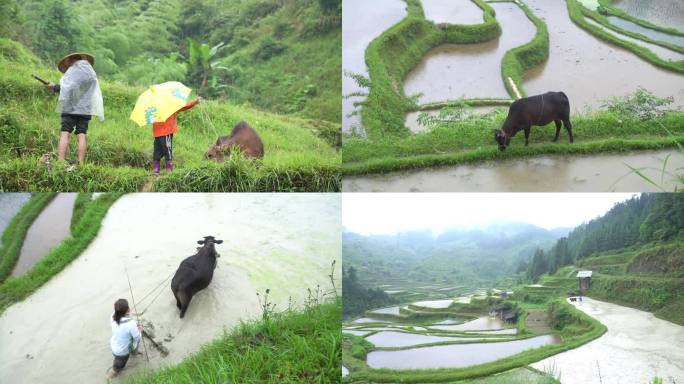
[0,192,56,283]
[0,39,340,192]
[359,0,501,138]
[567,0,684,74]
[343,107,684,175]
[126,299,341,384]
[70,192,93,232]
[0,193,121,314]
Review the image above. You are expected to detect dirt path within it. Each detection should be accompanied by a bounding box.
[531,297,684,383]
[0,193,341,383]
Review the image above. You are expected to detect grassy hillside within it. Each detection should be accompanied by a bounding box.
[127,299,341,384]
[0,39,340,192]
[529,241,684,326]
[9,0,340,123]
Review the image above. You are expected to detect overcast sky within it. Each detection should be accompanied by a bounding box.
[343,193,638,235]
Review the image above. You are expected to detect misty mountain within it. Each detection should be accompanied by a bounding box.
[343,222,565,286]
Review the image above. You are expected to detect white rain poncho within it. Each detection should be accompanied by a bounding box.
[57,60,104,121]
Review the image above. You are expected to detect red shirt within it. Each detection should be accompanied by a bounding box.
[152,99,199,138]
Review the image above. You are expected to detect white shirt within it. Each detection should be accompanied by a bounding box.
[110,312,141,356]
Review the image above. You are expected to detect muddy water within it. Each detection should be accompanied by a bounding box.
[343,329,370,336]
[0,193,31,236]
[342,0,406,134]
[532,297,684,384]
[421,0,483,25]
[585,18,684,62]
[365,331,505,348]
[367,334,560,369]
[613,0,684,31]
[352,317,394,324]
[465,328,518,335]
[0,193,340,383]
[11,193,76,277]
[343,150,684,192]
[404,3,536,104]
[431,316,506,331]
[342,365,349,377]
[522,0,684,111]
[607,16,684,47]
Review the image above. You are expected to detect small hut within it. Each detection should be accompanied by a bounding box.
[501,309,518,324]
[577,270,593,294]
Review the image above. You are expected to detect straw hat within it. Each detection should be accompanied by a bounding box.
[57,52,95,73]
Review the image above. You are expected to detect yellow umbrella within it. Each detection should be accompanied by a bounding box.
[130,81,192,126]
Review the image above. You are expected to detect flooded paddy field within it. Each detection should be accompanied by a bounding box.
[522,0,684,111]
[606,16,684,47]
[11,193,76,277]
[0,193,30,235]
[404,2,536,104]
[613,0,684,31]
[532,297,684,383]
[342,0,406,134]
[0,193,340,383]
[421,0,483,25]
[343,149,684,192]
[367,334,560,369]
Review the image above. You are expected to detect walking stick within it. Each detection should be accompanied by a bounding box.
[124,265,150,362]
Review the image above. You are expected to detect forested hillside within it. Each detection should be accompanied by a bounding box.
[342,266,396,318]
[343,223,565,287]
[522,193,684,325]
[3,0,340,122]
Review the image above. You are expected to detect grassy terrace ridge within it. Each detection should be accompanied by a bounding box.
[0,193,56,283]
[0,39,340,192]
[567,0,684,74]
[0,193,122,314]
[126,299,341,384]
[598,0,684,37]
[343,0,684,176]
[360,0,501,139]
[581,5,684,55]
[343,298,605,383]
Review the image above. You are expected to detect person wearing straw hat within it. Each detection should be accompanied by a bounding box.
[45,52,104,166]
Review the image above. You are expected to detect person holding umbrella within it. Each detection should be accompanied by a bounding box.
[130,82,200,175]
[45,52,104,165]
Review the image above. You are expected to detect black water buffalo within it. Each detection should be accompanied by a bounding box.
[171,236,223,318]
[494,91,573,151]
[205,121,264,160]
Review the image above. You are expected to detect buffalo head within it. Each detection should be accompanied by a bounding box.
[493,129,508,151]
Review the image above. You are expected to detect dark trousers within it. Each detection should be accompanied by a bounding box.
[153,134,173,161]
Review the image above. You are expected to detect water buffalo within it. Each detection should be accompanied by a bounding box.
[205,121,264,160]
[494,91,573,151]
[171,236,223,318]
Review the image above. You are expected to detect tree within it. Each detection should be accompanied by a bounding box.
[184,38,228,96]
[35,0,84,63]
[0,0,21,38]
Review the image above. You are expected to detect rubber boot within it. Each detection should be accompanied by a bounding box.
[153,160,160,175]
[165,160,173,172]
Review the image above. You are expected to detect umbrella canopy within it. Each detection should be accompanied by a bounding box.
[130,82,192,127]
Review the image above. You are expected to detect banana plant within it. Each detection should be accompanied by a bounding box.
[185,38,229,96]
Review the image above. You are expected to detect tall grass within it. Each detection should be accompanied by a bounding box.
[0,39,340,192]
[0,193,56,283]
[125,298,341,384]
[0,193,122,313]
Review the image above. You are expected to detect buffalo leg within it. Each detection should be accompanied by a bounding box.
[523,126,531,146]
[179,291,192,319]
[563,119,574,143]
[553,120,562,142]
[172,290,181,310]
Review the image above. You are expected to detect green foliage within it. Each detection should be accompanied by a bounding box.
[603,88,675,121]
[34,0,84,64]
[0,193,56,283]
[185,39,227,97]
[0,39,340,192]
[254,36,286,61]
[0,0,21,38]
[342,266,396,318]
[126,299,341,383]
[0,193,121,313]
[69,193,92,232]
